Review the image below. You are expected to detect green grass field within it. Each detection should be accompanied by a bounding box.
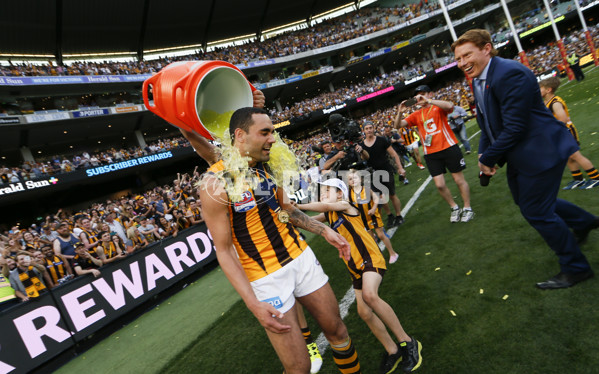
[58,66,599,374]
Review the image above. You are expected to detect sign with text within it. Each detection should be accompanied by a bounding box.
[0,74,152,86]
[84,151,174,177]
[0,226,216,374]
[0,116,20,124]
[0,177,60,196]
[72,108,110,118]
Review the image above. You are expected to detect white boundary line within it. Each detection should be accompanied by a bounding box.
[315,129,481,353]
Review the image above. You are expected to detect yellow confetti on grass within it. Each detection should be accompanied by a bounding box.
[502,295,509,300]
[480,289,484,294]
[435,267,441,271]
[450,310,457,316]
[425,252,431,255]
[466,270,472,275]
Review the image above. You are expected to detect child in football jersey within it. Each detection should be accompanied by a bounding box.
[347,170,399,264]
[296,178,422,374]
[539,77,599,189]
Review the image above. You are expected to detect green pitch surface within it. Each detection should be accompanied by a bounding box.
[58,66,599,373]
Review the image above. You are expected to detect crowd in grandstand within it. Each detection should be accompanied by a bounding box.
[0,0,589,82]
[271,27,597,123]
[0,1,445,77]
[269,56,448,123]
[524,26,598,74]
[0,169,203,304]
[0,135,189,185]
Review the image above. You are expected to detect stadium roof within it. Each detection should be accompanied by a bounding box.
[0,0,358,60]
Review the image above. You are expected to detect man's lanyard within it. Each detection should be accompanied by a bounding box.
[421,105,434,125]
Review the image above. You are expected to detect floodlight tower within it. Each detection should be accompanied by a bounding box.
[438,0,457,42]
[499,0,530,67]
[573,0,598,66]
[541,0,575,80]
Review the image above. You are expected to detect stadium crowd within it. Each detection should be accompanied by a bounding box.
[268,56,451,123]
[0,1,444,77]
[524,26,598,74]
[0,168,204,307]
[0,135,190,185]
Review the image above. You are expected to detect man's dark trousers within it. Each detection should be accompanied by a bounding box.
[507,159,593,274]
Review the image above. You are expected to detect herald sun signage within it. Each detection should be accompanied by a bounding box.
[0,177,59,196]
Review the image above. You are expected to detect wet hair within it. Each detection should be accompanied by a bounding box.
[229,107,268,141]
[451,29,498,57]
[539,76,561,93]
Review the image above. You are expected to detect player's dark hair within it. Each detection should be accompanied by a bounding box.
[229,107,268,143]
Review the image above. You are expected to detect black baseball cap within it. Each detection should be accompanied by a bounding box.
[414,85,431,94]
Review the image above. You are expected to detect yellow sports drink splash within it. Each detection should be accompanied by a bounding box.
[199,109,234,140]
[199,110,301,202]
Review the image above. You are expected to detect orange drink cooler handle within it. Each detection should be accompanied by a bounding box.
[142,74,160,117]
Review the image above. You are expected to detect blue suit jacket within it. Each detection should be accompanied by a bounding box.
[476,57,578,176]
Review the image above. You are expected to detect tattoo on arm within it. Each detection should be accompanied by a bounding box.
[289,208,326,235]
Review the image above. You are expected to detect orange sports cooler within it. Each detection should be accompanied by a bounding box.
[142,60,256,140]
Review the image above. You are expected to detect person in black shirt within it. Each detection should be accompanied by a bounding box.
[361,121,406,227]
[72,242,102,278]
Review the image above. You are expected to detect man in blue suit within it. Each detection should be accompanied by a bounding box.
[451,29,598,289]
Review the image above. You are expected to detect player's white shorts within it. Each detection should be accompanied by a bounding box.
[406,140,419,151]
[250,246,328,314]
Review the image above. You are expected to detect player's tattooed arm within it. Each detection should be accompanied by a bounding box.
[279,188,350,260]
[288,208,326,235]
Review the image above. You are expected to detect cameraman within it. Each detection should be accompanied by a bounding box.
[322,139,369,172]
[448,105,472,154]
[361,121,406,227]
[322,114,369,173]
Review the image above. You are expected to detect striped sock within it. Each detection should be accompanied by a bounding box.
[330,338,360,374]
[586,168,599,180]
[571,170,584,181]
[301,326,313,344]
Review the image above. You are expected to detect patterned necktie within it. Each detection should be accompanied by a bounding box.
[475,79,495,144]
[474,79,485,114]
